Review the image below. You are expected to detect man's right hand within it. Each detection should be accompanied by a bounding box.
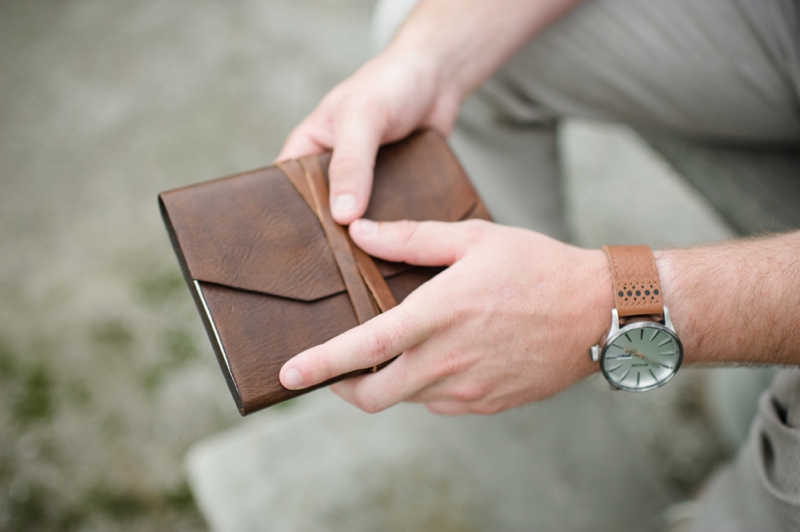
[276,51,461,225]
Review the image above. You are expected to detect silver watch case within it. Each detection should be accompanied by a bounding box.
[590,307,684,392]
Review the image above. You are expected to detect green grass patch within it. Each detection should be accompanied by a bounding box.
[142,328,198,391]
[91,319,135,352]
[0,338,18,379]
[66,379,92,408]
[164,328,197,365]
[272,397,297,411]
[162,481,197,513]
[85,485,150,520]
[135,270,186,307]
[11,363,53,424]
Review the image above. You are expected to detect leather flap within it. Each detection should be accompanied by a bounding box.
[160,130,480,302]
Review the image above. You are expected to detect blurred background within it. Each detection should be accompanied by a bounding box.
[0,0,785,531]
[0,1,376,529]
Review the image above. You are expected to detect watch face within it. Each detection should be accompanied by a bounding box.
[601,322,683,392]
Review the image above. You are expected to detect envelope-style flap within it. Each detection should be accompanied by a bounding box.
[161,167,345,301]
[159,129,480,302]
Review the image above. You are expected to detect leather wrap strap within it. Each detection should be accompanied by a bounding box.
[276,157,397,324]
[603,245,664,319]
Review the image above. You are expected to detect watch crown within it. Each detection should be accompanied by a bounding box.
[590,344,601,362]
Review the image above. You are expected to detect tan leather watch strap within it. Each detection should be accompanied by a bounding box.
[602,245,663,319]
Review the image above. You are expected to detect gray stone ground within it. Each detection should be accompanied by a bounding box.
[0,0,372,530]
[0,1,762,531]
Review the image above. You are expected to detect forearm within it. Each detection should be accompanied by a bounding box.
[656,231,800,366]
[385,0,585,103]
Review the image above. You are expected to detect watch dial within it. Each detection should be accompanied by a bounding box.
[601,324,682,391]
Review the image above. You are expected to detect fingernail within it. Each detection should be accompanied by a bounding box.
[331,193,357,219]
[354,218,377,236]
[283,368,305,389]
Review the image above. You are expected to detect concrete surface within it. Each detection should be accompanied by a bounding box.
[188,386,675,532]
[642,133,800,235]
[0,1,372,531]
[0,1,769,531]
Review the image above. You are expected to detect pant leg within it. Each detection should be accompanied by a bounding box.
[448,96,567,238]
[492,0,800,144]
[373,0,568,238]
[379,0,800,144]
[687,369,800,532]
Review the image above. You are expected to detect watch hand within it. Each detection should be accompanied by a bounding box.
[625,347,668,368]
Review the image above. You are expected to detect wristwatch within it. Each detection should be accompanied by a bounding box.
[590,245,683,392]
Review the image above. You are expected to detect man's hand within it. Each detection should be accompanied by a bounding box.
[276,53,460,225]
[276,0,585,225]
[280,219,610,415]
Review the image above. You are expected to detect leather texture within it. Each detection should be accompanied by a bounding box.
[159,130,491,415]
[276,155,397,323]
[603,245,664,319]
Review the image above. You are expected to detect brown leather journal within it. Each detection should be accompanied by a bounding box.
[159,130,491,415]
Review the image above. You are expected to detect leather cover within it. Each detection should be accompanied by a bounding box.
[603,245,664,319]
[159,130,492,415]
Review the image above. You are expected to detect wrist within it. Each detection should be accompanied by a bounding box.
[653,249,700,363]
[380,42,470,106]
[577,248,615,378]
[656,233,800,367]
[382,0,588,105]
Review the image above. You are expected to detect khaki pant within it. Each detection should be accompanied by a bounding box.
[374,0,800,530]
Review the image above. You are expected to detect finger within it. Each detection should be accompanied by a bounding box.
[279,303,433,391]
[424,401,472,416]
[327,103,388,224]
[276,117,333,162]
[331,368,416,414]
[349,218,488,266]
[329,375,370,408]
[327,347,437,413]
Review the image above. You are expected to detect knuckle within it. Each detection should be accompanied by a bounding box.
[352,389,385,414]
[427,403,456,416]
[358,310,423,365]
[471,402,504,416]
[287,118,311,138]
[432,296,460,330]
[314,346,337,381]
[451,383,487,403]
[348,92,391,116]
[396,220,420,243]
[360,401,384,415]
[361,326,400,365]
[397,219,419,231]
[432,352,465,380]
[329,156,370,181]
[335,94,392,132]
[461,219,490,243]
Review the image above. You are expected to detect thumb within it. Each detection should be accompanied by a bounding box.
[349,219,487,267]
[328,104,388,224]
